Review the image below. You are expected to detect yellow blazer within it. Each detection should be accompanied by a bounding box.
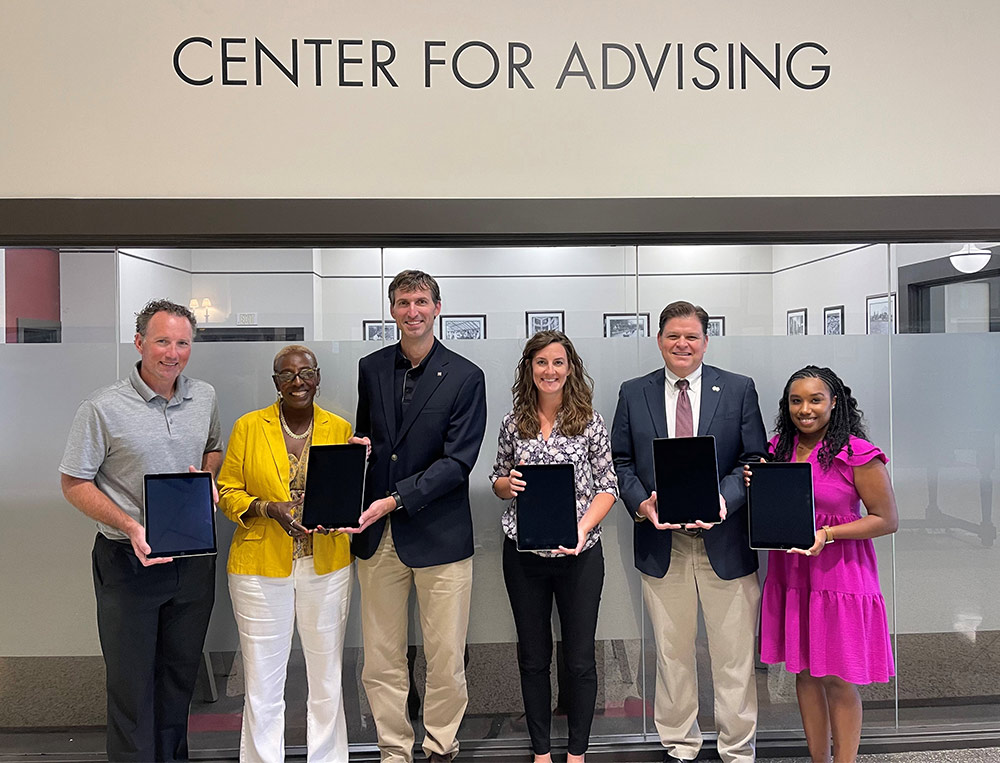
[219,402,353,577]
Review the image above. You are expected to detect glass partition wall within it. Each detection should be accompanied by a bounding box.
[0,242,997,758]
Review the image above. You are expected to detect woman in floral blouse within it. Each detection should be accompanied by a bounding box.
[490,330,618,763]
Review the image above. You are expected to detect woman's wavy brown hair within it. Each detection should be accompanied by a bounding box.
[512,331,594,439]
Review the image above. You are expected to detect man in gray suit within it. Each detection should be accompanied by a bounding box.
[611,300,767,763]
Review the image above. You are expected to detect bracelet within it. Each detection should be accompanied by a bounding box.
[823,524,835,544]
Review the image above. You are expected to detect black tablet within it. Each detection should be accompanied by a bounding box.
[143,472,217,558]
[302,443,367,529]
[652,436,721,525]
[515,463,578,552]
[748,461,815,550]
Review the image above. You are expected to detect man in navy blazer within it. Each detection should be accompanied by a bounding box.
[344,270,487,763]
[611,301,767,763]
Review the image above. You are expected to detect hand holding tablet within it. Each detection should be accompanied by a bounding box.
[266,495,310,538]
[302,444,367,531]
[747,461,816,551]
[652,436,724,528]
[515,464,577,553]
[143,472,218,560]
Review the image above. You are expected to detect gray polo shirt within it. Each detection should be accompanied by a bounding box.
[60,362,222,541]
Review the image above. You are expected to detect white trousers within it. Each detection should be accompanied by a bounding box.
[229,559,352,763]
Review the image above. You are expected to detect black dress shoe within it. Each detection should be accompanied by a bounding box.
[663,754,692,763]
[428,754,451,763]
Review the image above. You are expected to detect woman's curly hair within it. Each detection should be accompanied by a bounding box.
[772,365,868,470]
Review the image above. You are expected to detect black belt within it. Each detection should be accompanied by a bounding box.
[675,527,703,538]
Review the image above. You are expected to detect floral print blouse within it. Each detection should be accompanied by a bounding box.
[490,409,619,557]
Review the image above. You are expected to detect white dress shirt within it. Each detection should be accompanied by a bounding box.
[664,363,703,437]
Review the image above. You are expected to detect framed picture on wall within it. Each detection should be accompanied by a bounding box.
[440,314,487,340]
[786,308,807,336]
[362,320,398,342]
[823,305,844,336]
[866,293,896,335]
[603,313,650,338]
[707,316,725,337]
[525,310,565,336]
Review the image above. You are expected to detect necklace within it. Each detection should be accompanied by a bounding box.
[279,405,313,440]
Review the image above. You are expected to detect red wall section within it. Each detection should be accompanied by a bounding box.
[5,248,60,343]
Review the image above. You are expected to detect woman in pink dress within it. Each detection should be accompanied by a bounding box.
[748,366,898,763]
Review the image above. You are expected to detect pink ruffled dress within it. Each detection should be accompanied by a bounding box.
[759,434,895,684]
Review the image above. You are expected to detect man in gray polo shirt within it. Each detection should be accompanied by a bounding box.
[60,299,222,762]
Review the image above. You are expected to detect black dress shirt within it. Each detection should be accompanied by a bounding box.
[393,339,439,434]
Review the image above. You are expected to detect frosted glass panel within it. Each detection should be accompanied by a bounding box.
[891,333,1000,727]
[5,242,1000,756]
[0,249,119,658]
[0,344,120,656]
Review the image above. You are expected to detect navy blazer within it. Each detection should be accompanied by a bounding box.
[351,340,487,568]
[611,364,767,580]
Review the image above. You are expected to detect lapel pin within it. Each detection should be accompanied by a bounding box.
[437,371,442,376]
[712,386,720,392]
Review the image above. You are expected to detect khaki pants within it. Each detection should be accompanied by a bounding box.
[642,532,760,763]
[357,522,473,763]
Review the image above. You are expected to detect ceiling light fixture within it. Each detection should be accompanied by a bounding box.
[948,243,992,274]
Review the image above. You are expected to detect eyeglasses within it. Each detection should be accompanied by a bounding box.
[273,367,319,384]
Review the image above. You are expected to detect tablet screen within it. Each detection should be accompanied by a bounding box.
[652,436,721,525]
[515,463,577,552]
[302,444,367,529]
[143,472,217,558]
[748,461,815,550]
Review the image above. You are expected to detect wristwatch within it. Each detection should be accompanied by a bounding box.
[391,491,403,511]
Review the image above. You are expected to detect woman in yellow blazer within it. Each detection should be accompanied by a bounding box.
[219,344,353,763]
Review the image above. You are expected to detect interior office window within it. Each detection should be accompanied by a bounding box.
[896,243,999,334]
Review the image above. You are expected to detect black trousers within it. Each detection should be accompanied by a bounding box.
[92,534,216,762]
[502,537,604,756]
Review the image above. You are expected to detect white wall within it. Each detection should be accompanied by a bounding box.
[119,244,949,340]
[121,242,993,342]
[189,249,316,336]
[60,251,119,343]
[121,248,193,271]
[641,245,772,275]
[191,249,313,272]
[5,2,1000,199]
[771,243,865,271]
[120,248,324,339]
[771,244,890,335]
[123,243,933,345]
[190,272,316,338]
[311,249,324,341]
[118,249,193,339]
[392,246,637,339]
